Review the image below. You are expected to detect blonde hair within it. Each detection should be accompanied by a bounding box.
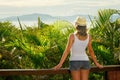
[76,25,87,36]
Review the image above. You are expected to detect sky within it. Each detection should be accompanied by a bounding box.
[0,0,120,18]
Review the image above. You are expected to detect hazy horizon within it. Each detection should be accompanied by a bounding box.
[0,0,120,19]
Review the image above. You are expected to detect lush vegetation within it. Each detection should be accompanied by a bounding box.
[89,9,120,65]
[0,9,120,80]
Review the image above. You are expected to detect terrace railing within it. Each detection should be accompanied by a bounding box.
[0,65,120,80]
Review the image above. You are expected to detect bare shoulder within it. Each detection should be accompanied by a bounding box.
[88,34,92,45]
[69,33,74,39]
[88,34,92,40]
[68,33,74,43]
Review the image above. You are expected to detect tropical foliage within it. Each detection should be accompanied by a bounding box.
[0,9,120,80]
[89,9,120,65]
[0,19,74,79]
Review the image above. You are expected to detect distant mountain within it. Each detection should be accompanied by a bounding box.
[0,13,94,26]
[0,13,93,22]
[0,13,56,21]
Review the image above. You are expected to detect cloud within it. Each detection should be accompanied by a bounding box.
[65,0,120,8]
[0,0,119,8]
[0,0,119,18]
[0,0,64,7]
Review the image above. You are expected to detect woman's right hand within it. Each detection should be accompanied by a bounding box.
[53,63,62,70]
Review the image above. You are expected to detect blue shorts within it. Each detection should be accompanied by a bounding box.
[69,61,91,71]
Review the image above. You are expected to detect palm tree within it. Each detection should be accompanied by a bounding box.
[89,9,120,64]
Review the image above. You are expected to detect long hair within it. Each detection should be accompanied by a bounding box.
[76,25,87,36]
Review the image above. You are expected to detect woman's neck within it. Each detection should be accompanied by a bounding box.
[75,32,88,40]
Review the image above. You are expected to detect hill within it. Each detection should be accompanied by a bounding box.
[0,13,93,22]
[0,13,94,26]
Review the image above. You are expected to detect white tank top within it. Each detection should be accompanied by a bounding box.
[70,33,89,61]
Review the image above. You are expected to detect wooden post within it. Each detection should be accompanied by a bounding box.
[107,71,120,80]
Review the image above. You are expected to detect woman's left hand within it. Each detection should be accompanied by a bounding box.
[96,63,104,69]
[53,63,62,70]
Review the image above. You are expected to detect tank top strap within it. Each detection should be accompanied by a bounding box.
[73,33,77,39]
[87,34,89,40]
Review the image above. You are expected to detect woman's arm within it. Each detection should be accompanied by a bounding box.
[88,36,103,68]
[53,34,74,70]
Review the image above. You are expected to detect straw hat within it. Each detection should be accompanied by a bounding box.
[75,16,86,26]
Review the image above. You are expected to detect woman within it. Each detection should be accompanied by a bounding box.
[53,16,103,80]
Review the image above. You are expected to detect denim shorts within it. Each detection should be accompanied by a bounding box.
[69,61,91,71]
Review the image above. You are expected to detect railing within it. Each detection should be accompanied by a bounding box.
[0,65,120,80]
